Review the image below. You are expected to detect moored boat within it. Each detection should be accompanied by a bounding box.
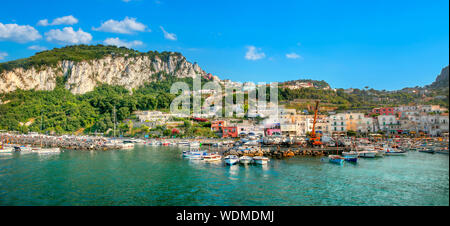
[328,155,344,164]
[358,151,377,158]
[183,150,206,158]
[384,147,407,156]
[239,156,253,164]
[342,151,358,162]
[203,153,222,162]
[418,147,435,154]
[224,155,239,165]
[253,156,270,165]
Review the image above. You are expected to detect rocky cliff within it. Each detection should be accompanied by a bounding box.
[0,45,219,94]
[429,65,449,89]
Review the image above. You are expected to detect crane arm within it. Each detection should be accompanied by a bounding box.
[311,101,319,136]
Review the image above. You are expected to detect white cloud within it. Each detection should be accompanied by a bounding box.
[93,17,148,34]
[245,46,265,60]
[160,26,177,41]
[38,15,78,26]
[28,45,48,51]
[45,27,92,44]
[0,23,42,43]
[286,52,302,59]
[0,52,7,60]
[103,37,143,48]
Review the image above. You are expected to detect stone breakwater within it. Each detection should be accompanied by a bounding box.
[0,134,118,151]
[223,146,349,159]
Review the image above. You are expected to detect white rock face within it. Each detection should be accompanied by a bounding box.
[0,54,211,94]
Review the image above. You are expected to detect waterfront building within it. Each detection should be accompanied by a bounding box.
[377,115,400,133]
[330,113,347,134]
[418,114,449,136]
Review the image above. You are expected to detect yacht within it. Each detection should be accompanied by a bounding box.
[224,155,239,165]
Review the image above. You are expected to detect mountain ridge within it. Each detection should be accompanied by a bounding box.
[0,45,219,94]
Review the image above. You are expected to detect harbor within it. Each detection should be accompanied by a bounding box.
[0,144,448,206]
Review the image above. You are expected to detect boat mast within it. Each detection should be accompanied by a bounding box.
[113,106,116,138]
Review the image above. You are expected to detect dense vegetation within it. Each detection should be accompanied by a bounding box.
[0,44,183,73]
[281,79,330,89]
[0,77,195,135]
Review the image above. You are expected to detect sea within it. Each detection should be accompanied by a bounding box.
[0,145,448,206]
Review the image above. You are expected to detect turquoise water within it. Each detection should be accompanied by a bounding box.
[0,146,448,206]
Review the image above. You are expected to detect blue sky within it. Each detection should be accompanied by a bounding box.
[0,0,448,90]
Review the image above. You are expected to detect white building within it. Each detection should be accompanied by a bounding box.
[378,115,400,132]
[329,113,347,134]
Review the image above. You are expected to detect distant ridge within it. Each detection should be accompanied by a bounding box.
[428,65,449,89]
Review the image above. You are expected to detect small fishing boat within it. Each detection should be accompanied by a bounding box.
[384,147,407,156]
[182,150,206,158]
[239,156,253,164]
[253,156,270,165]
[341,151,358,162]
[203,153,222,162]
[328,155,345,164]
[224,155,239,165]
[342,155,357,162]
[434,147,449,155]
[188,152,206,160]
[418,147,435,154]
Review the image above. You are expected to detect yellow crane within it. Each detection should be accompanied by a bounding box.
[309,100,322,146]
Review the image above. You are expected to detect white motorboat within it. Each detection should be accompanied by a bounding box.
[224,155,239,165]
[189,152,205,160]
[183,150,207,159]
[36,148,61,154]
[239,156,253,164]
[358,151,377,158]
[384,147,406,156]
[253,156,270,165]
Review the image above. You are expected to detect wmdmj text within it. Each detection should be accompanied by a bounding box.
[176,210,275,223]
